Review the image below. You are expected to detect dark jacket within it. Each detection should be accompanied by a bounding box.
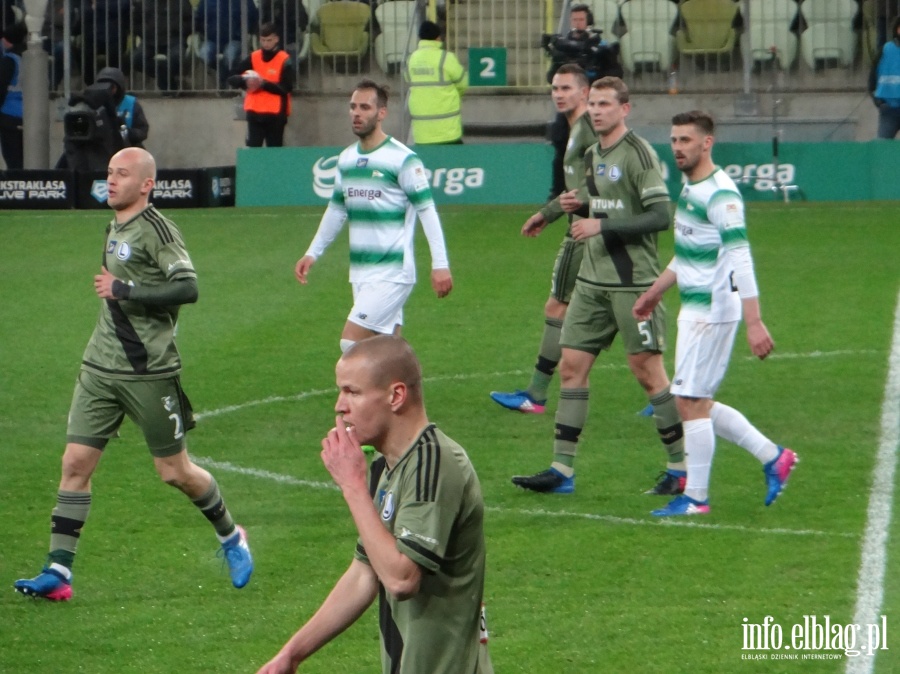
[194,0,259,49]
[134,0,193,52]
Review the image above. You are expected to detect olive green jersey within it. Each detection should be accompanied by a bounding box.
[81,206,196,380]
[356,425,491,674]
[578,130,670,290]
[539,110,596,232]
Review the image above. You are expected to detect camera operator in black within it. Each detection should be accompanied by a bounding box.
[543,4,622,85]
[59,68,149,171]
[543,4,622,199]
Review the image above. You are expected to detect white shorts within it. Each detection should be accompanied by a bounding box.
[670,319,739,399]
[349,281,414,334]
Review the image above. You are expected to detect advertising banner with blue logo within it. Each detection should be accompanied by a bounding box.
[237,142,900,208]
[236,144,555,207]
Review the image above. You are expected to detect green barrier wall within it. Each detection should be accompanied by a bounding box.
[236,142,900,207]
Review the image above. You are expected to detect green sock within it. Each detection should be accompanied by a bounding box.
[48,490,91,571]
[527,318,563,402]
[552,387,589,469]
[192,477,236,539]
[650,387,686,468]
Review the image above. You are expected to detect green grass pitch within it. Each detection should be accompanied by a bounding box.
[2,201,899,673]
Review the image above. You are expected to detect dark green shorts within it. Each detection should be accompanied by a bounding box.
[66,370,196,457]
[560,283,667,356]
[549,237,584,303]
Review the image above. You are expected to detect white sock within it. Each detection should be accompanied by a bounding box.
[684,418,715,503]
[551,461,575,478]
[49,562,72,581]
[710,402,779,464]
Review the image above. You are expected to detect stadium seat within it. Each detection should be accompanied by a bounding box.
[310,1,371,66]
[374,0,418,75]
[582,0,622,44]
[799,0,858,69]
[618,0,678,72]
[675,0,739,58]
[747,0,798,70]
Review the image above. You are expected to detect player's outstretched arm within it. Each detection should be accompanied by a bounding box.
[522,212,548,237]
[633,267,677,321]
[255,559,379,674]
[431,268,453,298]
[295,256,315,284]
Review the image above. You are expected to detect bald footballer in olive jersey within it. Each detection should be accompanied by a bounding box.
[512,77,687,496]
[14,148,253,602]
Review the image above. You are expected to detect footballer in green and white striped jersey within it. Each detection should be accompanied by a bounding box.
[307,136,447,284]
[672,168,746,323]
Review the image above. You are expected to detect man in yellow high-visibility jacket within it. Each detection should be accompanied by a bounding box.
[405,21,467,145]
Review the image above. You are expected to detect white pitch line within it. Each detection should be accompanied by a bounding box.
[191,456,852,539]
[488,506,854,538]
[845,291,900,674]
[194,350,875,422]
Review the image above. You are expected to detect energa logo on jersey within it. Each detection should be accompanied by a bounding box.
[311,154,485,199]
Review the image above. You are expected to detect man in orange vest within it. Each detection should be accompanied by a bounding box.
[228,22,294,147]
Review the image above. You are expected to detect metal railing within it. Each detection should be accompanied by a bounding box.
[1,0,889,97]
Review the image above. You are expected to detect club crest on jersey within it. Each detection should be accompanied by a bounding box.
[107,240,117,254]
[595,163,606,176]
[381,491,395,521]
[116,242,131,261]
[356,158,368,168]
[608,165,622,182]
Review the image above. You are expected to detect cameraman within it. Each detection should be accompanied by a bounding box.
[544,4,621,85]
[96,67,149,149]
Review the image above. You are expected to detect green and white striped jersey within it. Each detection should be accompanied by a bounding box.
[309,136,445,284]
[672,167,746,322]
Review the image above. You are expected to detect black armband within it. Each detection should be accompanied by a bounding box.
[111,279,132,300]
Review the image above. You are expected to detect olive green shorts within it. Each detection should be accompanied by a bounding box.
[549,237,584,304]
[560,283,667,356]
[66,370,196,457]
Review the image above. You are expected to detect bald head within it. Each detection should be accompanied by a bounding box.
[341,335,423,405]
[111,147,157,181]
[107,147,157,216]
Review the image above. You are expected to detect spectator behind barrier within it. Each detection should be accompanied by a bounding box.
[81,0,131,85]
[194,0,259,89]
[131,0,193,93]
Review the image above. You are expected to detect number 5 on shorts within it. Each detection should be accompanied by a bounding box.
[638,320,653,347]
